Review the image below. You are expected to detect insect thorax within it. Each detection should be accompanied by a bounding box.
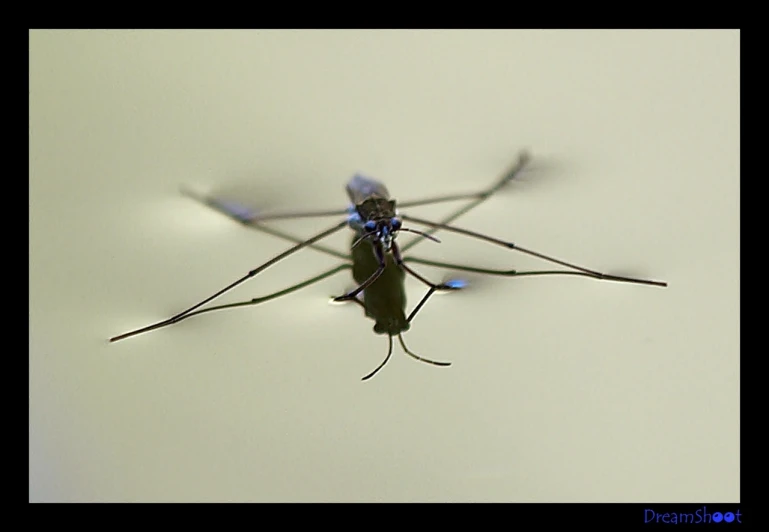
[356,198,397,222]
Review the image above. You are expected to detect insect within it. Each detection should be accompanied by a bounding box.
[109,151,667,380]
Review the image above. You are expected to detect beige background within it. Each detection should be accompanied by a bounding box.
[29,30,739,502]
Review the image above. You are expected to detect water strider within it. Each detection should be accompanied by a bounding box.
[109,151,667,380]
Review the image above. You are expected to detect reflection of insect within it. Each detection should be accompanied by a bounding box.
[110,151,667,380]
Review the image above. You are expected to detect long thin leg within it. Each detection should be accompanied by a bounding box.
[181,188,350,261]
[397,334,451,368]
[109,220,348,342]
[391,242,453,291]
[397,191,503,209]
[332,244,387,302]
[155,263,352,323]
[406,282,462,324]
[361,334,451,381]
[399,151,531,253]
[396,151,531,210]
[390,242,463,325]
[401,256,646,330]
[181,187,349,222]
[399,214,667,288]
[362,335,394,381]
[402,256,655,282]
[343,295,367,311]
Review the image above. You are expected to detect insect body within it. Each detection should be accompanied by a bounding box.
[348,215,456,379]
[110,151,667,380]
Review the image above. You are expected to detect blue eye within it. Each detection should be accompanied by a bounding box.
[391,218,402,231]
[364,220,377,232]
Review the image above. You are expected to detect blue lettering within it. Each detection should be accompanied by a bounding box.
[644,509,655,523]
[643,506,741,525]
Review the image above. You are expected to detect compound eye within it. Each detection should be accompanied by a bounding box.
[364,220,377,232]
[391,218,402,231]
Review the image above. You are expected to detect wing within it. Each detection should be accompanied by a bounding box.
[346,174,391,205]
